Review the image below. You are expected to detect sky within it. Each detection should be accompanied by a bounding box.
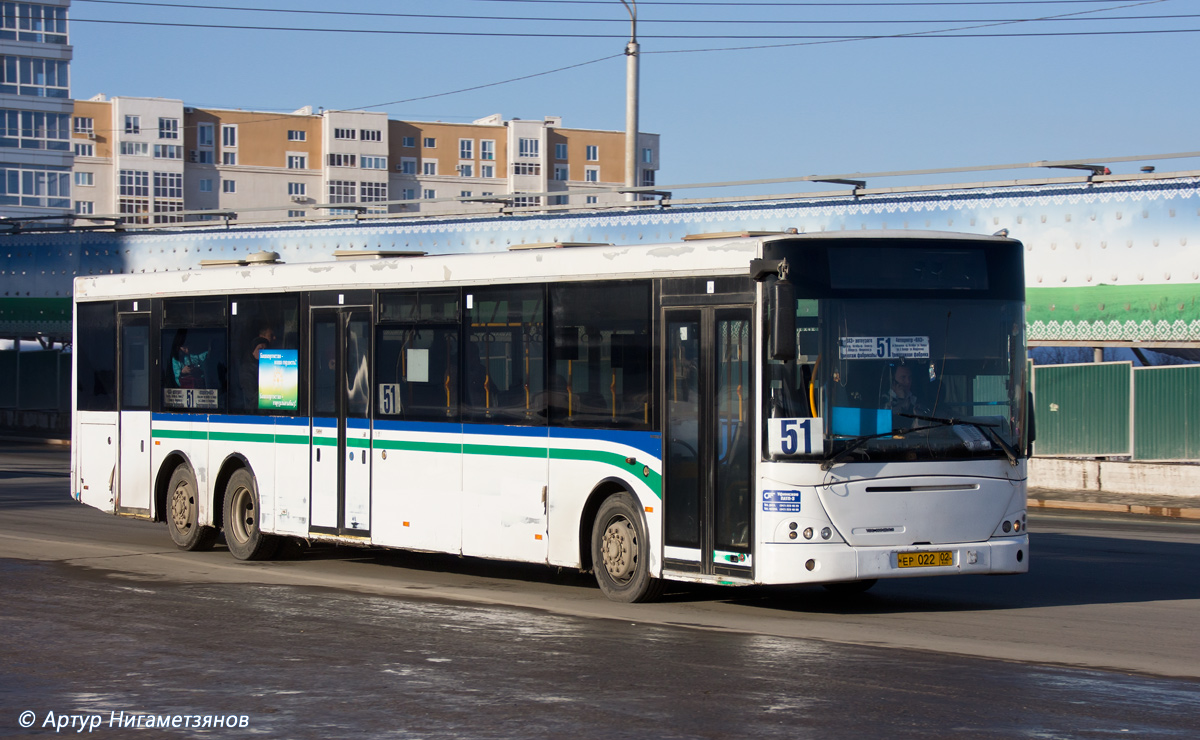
[67,0,1199,195]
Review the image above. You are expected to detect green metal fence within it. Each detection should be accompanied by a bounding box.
[1032,362,1132,457]
[1133,365,1200,461]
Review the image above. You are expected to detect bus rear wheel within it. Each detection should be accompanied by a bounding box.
[166,464,217,551]
[223,468,279,561]
[591,492,663,603]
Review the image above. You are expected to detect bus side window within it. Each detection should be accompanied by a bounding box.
[76,301,118,412]
[229,296,300,414]
[549,281,652,429]
[160,298,228,413]
[464,286,545,425]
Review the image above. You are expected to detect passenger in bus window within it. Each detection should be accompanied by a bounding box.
[239,322,276,407]
[170,330,210,389]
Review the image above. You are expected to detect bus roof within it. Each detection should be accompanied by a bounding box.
[72,230,1017,302]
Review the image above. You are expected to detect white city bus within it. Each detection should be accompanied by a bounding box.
[71,231,1030,602]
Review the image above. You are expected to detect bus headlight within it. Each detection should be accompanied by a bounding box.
[803,527,814,540]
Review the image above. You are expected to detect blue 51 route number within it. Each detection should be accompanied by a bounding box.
[767,417,824,457]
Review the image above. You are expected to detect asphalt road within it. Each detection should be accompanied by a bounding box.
[2,443,1199,738]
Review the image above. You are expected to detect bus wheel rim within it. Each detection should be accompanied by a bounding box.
[601,517,637,583]
[170,480,193,533]
[231,486,254,543]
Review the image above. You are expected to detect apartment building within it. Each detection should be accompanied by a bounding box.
[71,97,660,224]
[0,0,73,219]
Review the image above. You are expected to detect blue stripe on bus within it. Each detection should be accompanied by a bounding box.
[312,417,338,428]
[347,418,371,430]
[463,423,549,439]
[550,427,663,459]
[373,419,461,435]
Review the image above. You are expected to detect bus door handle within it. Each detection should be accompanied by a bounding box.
[316,448,321,463]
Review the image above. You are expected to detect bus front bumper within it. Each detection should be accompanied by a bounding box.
[754,535,1029,586]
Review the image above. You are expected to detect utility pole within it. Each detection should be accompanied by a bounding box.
[620,1,639,203]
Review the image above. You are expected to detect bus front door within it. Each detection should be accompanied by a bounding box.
[310,308,373,539]
[662,307,753,579]
[116,310,152,517]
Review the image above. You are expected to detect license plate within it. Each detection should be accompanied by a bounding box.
[896,550,954,568]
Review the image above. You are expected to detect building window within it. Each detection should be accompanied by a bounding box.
[401,136,415,148]
[74,117,94,136]
[75,201,94,215]
[287,129,306,142]
[0,110,70,150]
[586,196,598,204]
[288,182,306,196]
[286,154,307,169]
[288,210,305,218]
[118,198,149,224]
[119,170,149,197]
[222,179,236,193]
[222,151,237,165]
[360,181,387,211]
[222,124,237,148]
[199,179,213,193]
[153,201,184,224]
[459,139,473,159]
[458,163,473,177]
[197,123,214,147]
[119,141,149,156]
[422,188,436,199]
[423,161,437,176]
[159,118,180,139]
[154,172,183,199]
[585,166,599,183]
[154,144,182,159]
[401,188,416,200]
[399,157,416,175]
[361,156,387,170]
[328,180,356,202]
[0,56,69,97]
[334,128,356,140]
[642,147,653,164]
[550,195,568,205]
[423,137,436,149]
[74,171,93,187]
[586,145,598,161]
[0,164,70,208]
[480,164,494,179]
[460,191,472,198]
[195,150,214,164]
[555,143,567,160]
[74,143,94,157]
[1,5,68,43]
[553,165,568,181]
[361,129,382,142]
[124,116,140,135]
[641,169,655,187]
[512,162,540,176]
[327,153,357,167]
[512,195,541,208]
[480,140,495,160]
[518,138,539,158]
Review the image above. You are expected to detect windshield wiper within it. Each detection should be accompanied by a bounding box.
[901,413,1019,466]
[820,428,925,471]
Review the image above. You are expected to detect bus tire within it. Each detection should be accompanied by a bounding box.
[165,464,217,551]
[223,468,279,561]
[591,492,663,603]
[822,579,877,595]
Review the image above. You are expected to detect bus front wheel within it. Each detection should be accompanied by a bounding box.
[165,464,217,551]
[591,492,663,603]
[223,468,279,561]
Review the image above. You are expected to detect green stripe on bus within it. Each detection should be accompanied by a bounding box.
[374,438,462,455]
[346,437,372,449]
[152,428,207,441]
[463,443,548,460]
[551,448,663,498]
[209,431,276,444]
[312,436,339,447]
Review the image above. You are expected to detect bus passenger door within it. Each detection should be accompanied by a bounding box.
[117,310,153,517]
[310,307,373,539]
[662,306,753,579]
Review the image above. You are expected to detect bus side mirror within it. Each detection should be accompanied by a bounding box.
[1026,390,1036,457]
[770,279,796,361]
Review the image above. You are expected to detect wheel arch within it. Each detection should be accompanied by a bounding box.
[578,475,650,574]
[212,453,256,532]
[153,450,192,523]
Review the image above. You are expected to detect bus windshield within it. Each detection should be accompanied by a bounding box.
[762,237,1027,464]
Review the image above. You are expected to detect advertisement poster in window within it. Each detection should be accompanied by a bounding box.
[259,349,299,410]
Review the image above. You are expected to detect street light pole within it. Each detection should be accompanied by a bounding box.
[620,0,639,202]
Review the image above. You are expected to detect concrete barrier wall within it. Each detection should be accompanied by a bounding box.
[1030,458,1200,497]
